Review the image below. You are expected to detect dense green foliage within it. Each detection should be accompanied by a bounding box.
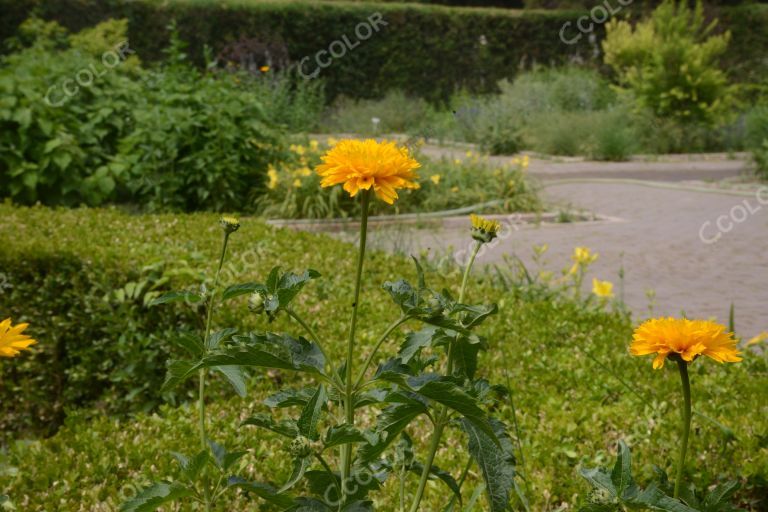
[3,0,767,103]
[0,18,332,211]
[1,205,766,510]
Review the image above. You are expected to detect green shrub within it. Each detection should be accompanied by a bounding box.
[603,0,734,126]
[324,90,436,135]
[0,18,292,211]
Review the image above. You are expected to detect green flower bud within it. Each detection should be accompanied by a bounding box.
[248,292,265,313]
[289,435,312,458]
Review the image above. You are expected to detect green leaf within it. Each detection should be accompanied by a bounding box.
[460,417,517,512]
[207,331,326,377]
[216,365,247,397]
[452,335,482,380]
[636,483,699,512]
[227,477,294,508]
[279,456,311,493]
[242,413,299,438]
[120,482,193,512]
[298,385,326,440]
[276,269,321,307]
[611,440,637,499]
[455,303,498,329]
[323,425,370,451]
[264,387,317,409]
[161,359,202,392]
[398,326,451,363]
[221,282,263,301]
[206,327,237,350]
[171,450,208,481]
[169,332,203,358]
[409,462,462,505]
[149,290,202,306]
[702,481,740,509]
[579,465,617,497]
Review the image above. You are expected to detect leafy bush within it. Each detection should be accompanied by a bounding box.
[603,0,734,126]
[325,90,436,135]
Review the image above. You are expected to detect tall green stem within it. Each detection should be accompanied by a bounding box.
[674,358,692,499]
[199,231,231,512]
[341,190,371,493]
[409,240,482,512]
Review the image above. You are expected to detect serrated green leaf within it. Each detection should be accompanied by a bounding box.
[206,327,237,350]
[323,425,370,451]
[611,440,637,498]
[298,385,326,440]
[636,483,699,512]
[216,365,247,397]
[161,359,203,392]
[169,332,204,358]
[221,282,264,301]
[703,480,740,509]
[279,457,311,493]
[227,477,294,507]
[460,417,516,512]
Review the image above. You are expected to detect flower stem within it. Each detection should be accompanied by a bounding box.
[674,358,692,499]
[353,315,409,391]
[199,231,231,512]
[409,240,482,512]
[341,190,371,494]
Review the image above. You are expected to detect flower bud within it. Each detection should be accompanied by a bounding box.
[248,292,265,313]
[470,213,500,244]
[289,435,312,458]
[219,216,240,234]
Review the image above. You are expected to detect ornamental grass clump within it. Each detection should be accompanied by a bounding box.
[579,317,743,511]
[125,139,525,511]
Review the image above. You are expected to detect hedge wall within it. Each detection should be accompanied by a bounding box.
[1,0,767,101]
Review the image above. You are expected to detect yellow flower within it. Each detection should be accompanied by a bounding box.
[430,174,441,185]
[315,139,420,205]
[259,65,270,73]
[290,144,306,156]
[451,186,459,193]
[747,332,767,346]
[573,246,598,265]
[466,151,473,158]
[454,159,461,165]
[267,166,279,190]
[327,137,339,146]
[508,179,516,188]
[521,155,530,169]
[293,178,302,188]
[219,216,240,233]
[470,213,501,243]
[631,317,742,369]
[592,278,614,298]
[510,157,520,166]
[309,139,319,151]
[0,318,37,358]
[298,166,312,177]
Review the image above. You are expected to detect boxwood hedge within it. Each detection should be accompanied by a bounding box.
[2,0,766,102]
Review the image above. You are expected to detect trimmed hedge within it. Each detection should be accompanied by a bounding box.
[2,0,767,102]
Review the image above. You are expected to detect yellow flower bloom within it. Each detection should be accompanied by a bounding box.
[454,159,461,165]
[451,186,459,193]
[631,317,742,369]
[747,332,767,346]
[327,137,339,146]
[290,144,306,156]
[521,155,530,169]
[267,166,279,190]
[470,213,501,243]
[430,174,441,185]
[0,318,37,358]
[219,216,240,233]
[259,65,270,73]
[592,278,614,298]
[293,178,302,188]
[309,139,319,151]
[572,246,598,267]
[315,139,420,205]
[298,166,312,177]
[466,151,473,158]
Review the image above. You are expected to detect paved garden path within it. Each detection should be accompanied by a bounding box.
[366,149,768,338]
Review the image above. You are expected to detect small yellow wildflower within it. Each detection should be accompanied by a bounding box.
[0,318,37,358]
[315,139,420,204]
[631,318,742,369]
[470,213,501,243]
[430,174,441,185]
[290,144,306,156]
[259,65,270,73]
[466,151,473,158]
[510,157,520,166]
[309,140,319,151]
[454,159,461,165]
[327,137,339,146]
[451,186,459,193]
[747,332,767,346]
[508,179,516,188]
[293,179,302,188]
[298,166,312,177]
[592,278,614,298]
[267,166,279,190]
[521,155,530,169]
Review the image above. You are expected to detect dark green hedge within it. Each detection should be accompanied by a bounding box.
[3,0,766,101]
